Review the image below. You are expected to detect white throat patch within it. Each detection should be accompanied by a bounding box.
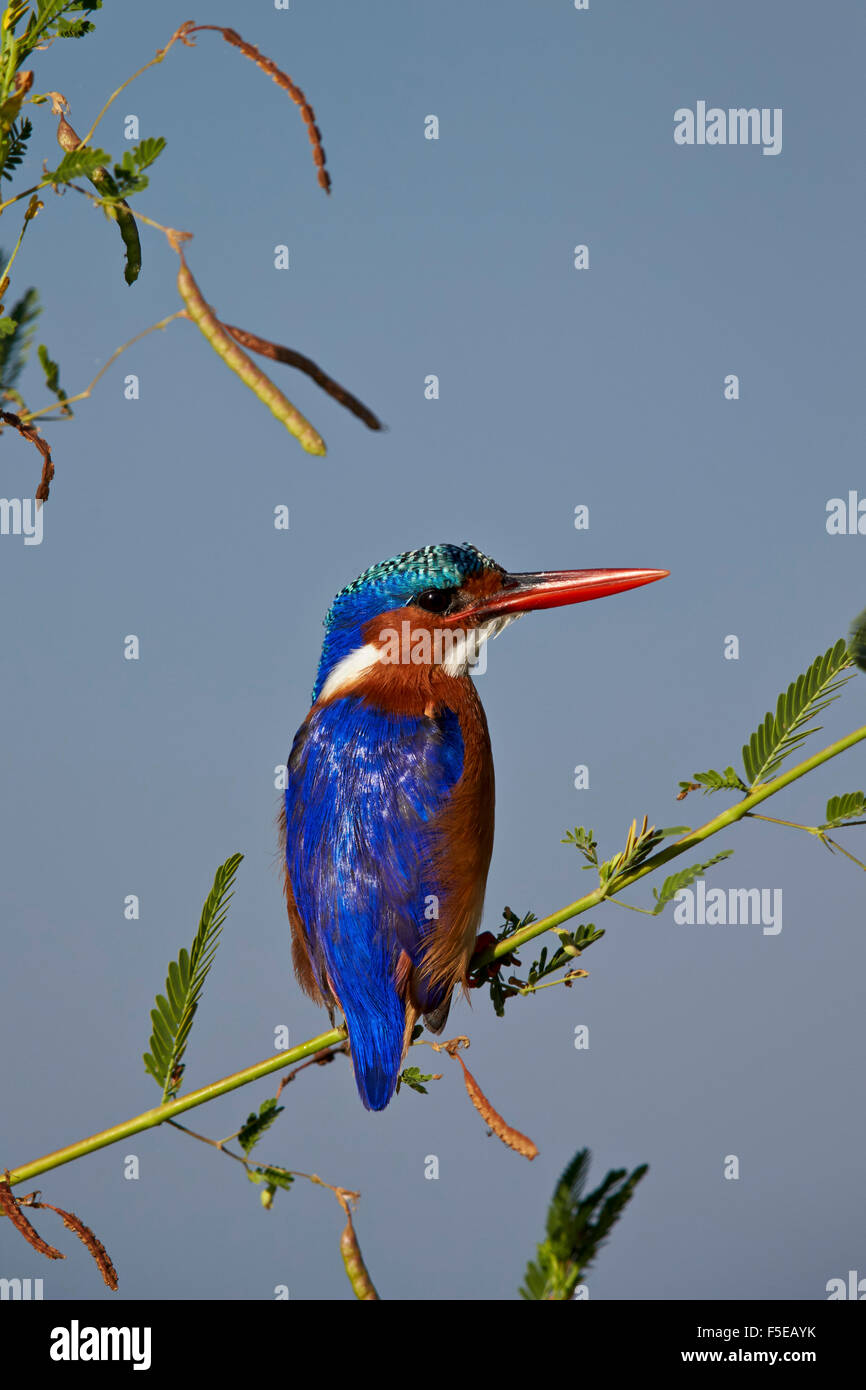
[317,643,381,701]
[440,615,518,676]
[316,615,520,699]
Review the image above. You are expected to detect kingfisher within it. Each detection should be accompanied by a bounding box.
[281,543,667,1111]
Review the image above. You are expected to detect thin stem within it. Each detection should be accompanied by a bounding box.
[0,181,45,217]
[18,311,186,423]
[67,181,190,244]
[274,1042,349,1101]
[610,899,657,915]
[0,194,40,287]
[77,24,195,150]
[6,1026,346,1188]
[166,1119,230,1154]
[746,812,819,833]
[824,837,866,872]
[166,1118,358,1204]
[0,24,194,220]
[512,970,587,996]
[6,723,866,1191]
[479,722,866,964]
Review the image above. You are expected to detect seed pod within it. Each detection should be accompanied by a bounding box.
[339,1210,379,1300]
[176,255,326,455]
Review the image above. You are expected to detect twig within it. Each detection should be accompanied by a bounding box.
[746,812,821,832]
[510,969,589,994]
[475,721,866,968]
[58,178,191,251]
[6,719,866,1191]
[274,1041,350,1100]
[18,311,186,424]
[0,193,42,291]
[822,837,866,872]
[165,1118,358,1206]
[77,23,198,149]
[745,812,866,871]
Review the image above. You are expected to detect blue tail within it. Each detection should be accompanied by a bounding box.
[337,974,406,1111]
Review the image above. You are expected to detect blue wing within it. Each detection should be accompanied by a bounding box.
[284,695,464,1110]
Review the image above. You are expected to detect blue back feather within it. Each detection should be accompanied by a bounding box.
[285,695,464,1109]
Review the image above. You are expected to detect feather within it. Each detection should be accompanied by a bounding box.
[285,694,478,1109]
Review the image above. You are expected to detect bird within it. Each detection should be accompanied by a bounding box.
[281,543,667,1111]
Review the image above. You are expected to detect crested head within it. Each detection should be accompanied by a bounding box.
[309,545,669,705]
[328,543,503,618]
[313,543,506,700]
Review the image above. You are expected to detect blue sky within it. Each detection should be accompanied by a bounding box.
[1,0,864,1300]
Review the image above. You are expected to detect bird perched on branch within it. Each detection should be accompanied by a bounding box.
[281,543,667,1110]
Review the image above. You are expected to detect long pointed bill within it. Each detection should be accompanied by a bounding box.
[447,567,669,624]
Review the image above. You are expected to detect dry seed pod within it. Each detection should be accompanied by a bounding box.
[451,1054,539,1160]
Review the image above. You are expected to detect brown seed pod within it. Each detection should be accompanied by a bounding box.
[0,1175,64,1261]
[29,1199,118,1291]
[0,410,54,502]
[452,1053,539,1161]
[186,25,331,192]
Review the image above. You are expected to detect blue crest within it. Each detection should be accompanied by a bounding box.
[312,542,502,700]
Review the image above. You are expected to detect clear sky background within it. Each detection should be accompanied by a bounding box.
[1,0,864,1301]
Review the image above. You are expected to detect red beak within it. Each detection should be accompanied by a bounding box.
[446,567,669,624]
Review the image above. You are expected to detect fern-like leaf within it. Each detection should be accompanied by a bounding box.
[238,1097,284,1155]
[822,792,866,830]
[561,826,598,866]
[143,852,243,1101]
[0,284,39,395]
[43,146,111,185]
[116,137,166,176]
[599,816,665,887]
[247,1165,294,1210]
[849,609,866,673]
[13,2,100,65]
[0,117,32,181]
[396,1066,439,1095]
[741,639,855,787]
[55,15,97,38]
[680,767,746,796]
[37,343,70,412]
[652,849,734,914]
[520,1148,647,1300]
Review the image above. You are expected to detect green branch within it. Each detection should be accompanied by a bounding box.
[6,719,865,1193]
[479,721,866,964]
[6,1028,345,1188]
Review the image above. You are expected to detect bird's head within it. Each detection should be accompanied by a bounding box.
[312,542,668,702]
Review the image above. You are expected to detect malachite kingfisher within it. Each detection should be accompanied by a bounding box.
[281,543,667,1111]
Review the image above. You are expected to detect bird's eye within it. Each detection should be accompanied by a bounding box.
[413,587,456,614]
